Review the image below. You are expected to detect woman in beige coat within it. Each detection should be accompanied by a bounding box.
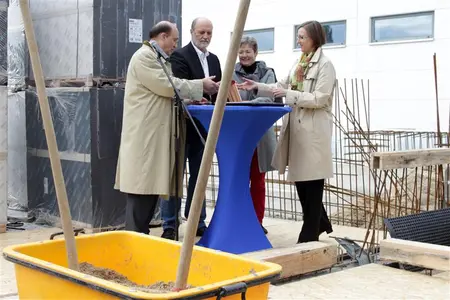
[237,20,335,243]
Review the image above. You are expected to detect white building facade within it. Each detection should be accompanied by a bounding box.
[181,0,450,131]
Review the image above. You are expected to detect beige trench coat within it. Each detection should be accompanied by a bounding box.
[256,47,336,182]
[114,45,203,198]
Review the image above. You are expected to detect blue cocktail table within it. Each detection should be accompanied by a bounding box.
[188,104,291,254]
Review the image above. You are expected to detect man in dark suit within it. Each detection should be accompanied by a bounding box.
[161,17,222,240]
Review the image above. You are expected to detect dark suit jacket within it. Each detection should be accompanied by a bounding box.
[170,42,222,103]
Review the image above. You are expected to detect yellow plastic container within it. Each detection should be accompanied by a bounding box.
[2,231,281,299]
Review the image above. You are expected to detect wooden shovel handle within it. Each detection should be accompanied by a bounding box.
[19,0,79,271]
[174,0,252,290]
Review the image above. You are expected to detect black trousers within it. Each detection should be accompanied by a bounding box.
[295,179,332,243]
[184,117,208,224]
[125,194,159,234]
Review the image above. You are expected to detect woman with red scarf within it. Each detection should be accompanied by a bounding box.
[233,36,282,235]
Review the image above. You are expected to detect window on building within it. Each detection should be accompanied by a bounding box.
[371,11,434,43]
[239,28,275,52]
[294,20,346,49]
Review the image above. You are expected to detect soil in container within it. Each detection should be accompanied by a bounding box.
[79,262,193,294]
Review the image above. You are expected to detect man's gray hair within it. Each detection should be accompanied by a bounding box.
[191,17,212,31]
[191,18,199,30]
[149,21,175,39]
[240,36,258,53]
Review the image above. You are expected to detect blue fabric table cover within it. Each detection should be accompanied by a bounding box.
[187,104,291,254]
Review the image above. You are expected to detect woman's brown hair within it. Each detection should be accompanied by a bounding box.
[299,20,327,49]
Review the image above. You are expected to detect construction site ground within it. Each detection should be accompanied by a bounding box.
[1,207,449,299]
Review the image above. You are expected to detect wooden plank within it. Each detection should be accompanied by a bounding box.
[380,238,450,271]
[268,264,450,299]
[371,148,450,170]
[434,271,450,281]
[242,242,337,280]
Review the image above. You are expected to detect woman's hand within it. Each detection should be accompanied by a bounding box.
[272,88,287,98]
[236,78,257,91]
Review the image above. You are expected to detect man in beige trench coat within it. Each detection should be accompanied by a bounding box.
[114,21,219,234]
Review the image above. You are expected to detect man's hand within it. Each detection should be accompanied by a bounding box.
[199,97,210,104]
[185,97,210,105]
[272,88,287,98]
[236,78,257,91]
[202,76,219,95]
[192,97,211,105]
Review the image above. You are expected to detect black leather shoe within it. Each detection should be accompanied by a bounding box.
[261,225,268,235]
[196,226,207,237]
[161,228,176,240]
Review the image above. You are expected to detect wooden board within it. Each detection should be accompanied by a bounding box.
[380,238,450,271]
[243,242,337,280]
[270,264,450,299]
[434,271,450,281]
[371,148,450,170]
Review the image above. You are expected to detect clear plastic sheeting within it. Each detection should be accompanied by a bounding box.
[7,91,27,212]
[0,0,8,85]
[24,87,128,229]
[3,0,182,229]
[0,86,7,226]
[26,0,94,81]
[6,0,27,90]
[6,0,182,86]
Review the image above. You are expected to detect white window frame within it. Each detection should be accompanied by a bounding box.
[370,11,435,44]
[237,27,275,53]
